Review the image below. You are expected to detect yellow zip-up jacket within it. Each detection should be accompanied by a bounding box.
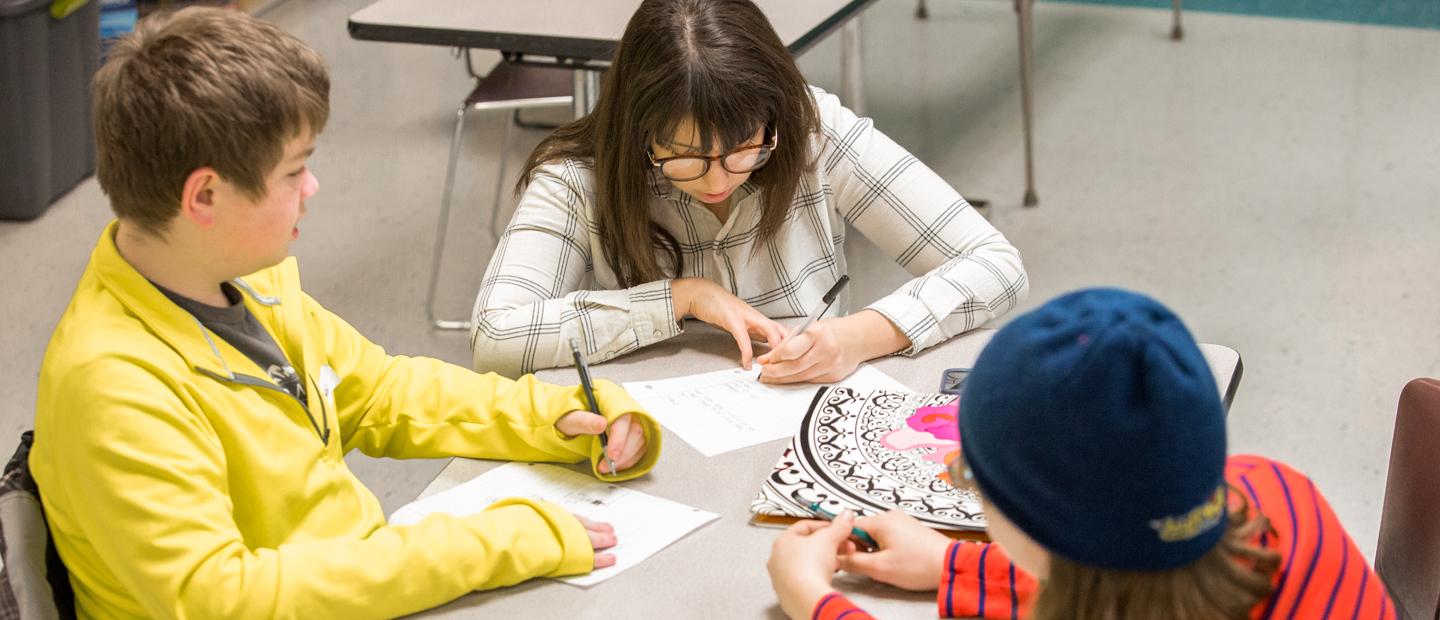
[31,222,662,619]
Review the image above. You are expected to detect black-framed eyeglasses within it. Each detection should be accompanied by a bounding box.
[648,130,780,182]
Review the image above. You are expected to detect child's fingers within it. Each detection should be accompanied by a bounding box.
[587,526,617,551]
[575,514,613,534]
[594,553,616,569]
[606,414,634,460]
[785,519,830,535]
[556,410,606,437]
[819,511,856,544]
[837,549,883,575]
[616,422,646,469]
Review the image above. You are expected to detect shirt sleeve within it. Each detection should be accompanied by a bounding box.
[38,359,598,620]
[813,88,1030,354]
[811,591,877,620]
[468,163,682,377]
[937,541,1040,619]
[305,291,661,482]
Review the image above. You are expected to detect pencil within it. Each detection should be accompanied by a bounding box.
[569,338,617,477]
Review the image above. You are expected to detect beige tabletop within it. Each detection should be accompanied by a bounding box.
[404,322,1242,618]
[349,0,874,60]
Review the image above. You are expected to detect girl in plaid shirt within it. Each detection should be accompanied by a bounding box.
[471,0,1028,380]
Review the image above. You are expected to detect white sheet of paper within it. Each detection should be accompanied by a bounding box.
[621,364,910,456]
[389,463,716,586]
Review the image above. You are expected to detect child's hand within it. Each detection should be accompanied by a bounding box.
[555,411,648,474]
[573,514,617,569]
[837,510,950,591]
[766,513,855,619]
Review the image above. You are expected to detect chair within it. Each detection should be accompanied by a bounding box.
[1376,378,1440,620]
[0,431,75,619]
[426,52,574,331]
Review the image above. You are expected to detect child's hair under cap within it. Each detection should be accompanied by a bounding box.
[959,288,1227,571]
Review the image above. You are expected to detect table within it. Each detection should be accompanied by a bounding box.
[348,0,878,117]
[402,323,1242,618]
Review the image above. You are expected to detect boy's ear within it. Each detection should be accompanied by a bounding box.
[179,167,221,228]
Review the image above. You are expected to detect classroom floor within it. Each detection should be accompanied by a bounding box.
[2,0,1436,561]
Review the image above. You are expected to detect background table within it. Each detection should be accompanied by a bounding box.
[401,322,1242,618]
[348,0,877,116]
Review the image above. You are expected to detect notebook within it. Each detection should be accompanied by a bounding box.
[749,386,986,535]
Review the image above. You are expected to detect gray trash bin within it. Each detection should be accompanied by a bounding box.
[0,0,100,221]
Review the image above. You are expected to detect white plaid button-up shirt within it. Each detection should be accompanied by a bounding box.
[470,87,1028,377]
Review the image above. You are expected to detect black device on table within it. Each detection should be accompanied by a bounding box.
[940,367,970,395]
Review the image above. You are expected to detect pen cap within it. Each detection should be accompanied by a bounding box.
[821,275,850,304]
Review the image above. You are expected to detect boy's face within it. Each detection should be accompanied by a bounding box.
[211,133,318,274]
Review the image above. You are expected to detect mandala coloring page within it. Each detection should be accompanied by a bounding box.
[751,387,986,530]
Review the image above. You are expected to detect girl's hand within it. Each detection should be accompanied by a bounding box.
[758,311,910,384]
[673,277,787,370]
[766,513,856,619]
[836,510,951,591]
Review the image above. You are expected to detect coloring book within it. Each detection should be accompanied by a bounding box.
[750,387,985,531]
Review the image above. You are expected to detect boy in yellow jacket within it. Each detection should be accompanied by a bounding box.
[29,8,659,618]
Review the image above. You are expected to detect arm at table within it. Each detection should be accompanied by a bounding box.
[309,291,661,481]
[35,362,597,619]
[469,166,681,377]
[814,86,1029,355]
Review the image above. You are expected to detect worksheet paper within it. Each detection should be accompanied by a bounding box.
[621,364,910,456]
[389,463,718,586]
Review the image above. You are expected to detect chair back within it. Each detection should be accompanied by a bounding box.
[1377,378,1440,620]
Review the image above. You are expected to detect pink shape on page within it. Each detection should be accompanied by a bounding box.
[880,403,961,484]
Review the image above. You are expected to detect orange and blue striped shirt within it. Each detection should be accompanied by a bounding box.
[813,455,1394,620]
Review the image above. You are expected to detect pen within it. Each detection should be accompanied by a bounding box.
[784,276,850,342]
[569,338,617,477]
[807,501,878,551]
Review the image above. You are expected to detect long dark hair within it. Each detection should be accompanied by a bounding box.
[519,0,820,288]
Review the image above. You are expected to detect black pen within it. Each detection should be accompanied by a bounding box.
[784,275,850,341]
[569,338,616,476]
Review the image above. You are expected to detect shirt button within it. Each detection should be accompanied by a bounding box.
[653,330,663,338]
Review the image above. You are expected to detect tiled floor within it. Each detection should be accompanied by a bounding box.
[3,0,1436,561]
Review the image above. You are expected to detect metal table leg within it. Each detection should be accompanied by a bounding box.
[841,17,865,117]
[427,106,475,331]
[1172,0,1184,40]
[1015,0,1038,207]
[572,69,602,118]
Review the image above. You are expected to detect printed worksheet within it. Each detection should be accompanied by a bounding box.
[389,463,717,586]
[622,364,910,456]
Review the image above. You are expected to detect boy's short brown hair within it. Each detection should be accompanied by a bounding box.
[93,7,329,235]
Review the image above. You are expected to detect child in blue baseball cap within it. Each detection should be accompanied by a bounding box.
[767,288,1393,619]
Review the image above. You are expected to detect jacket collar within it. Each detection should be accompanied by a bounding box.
[89,221,290,379]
